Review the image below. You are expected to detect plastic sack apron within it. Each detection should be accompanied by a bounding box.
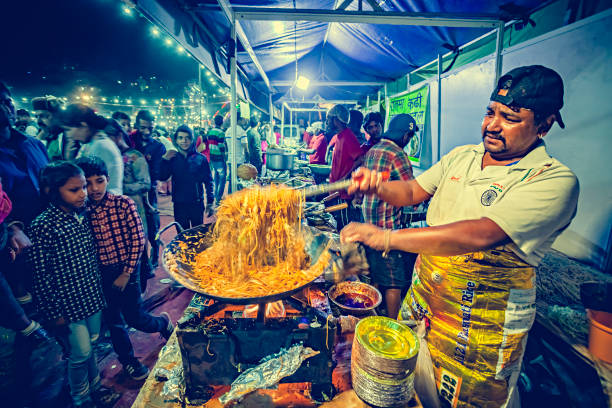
[399,247,535,408]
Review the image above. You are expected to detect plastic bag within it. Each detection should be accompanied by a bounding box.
[413,320,440,408]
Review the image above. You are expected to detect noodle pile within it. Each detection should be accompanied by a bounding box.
[185,185,330,298]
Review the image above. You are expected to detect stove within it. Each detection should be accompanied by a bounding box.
[176,296,337,401]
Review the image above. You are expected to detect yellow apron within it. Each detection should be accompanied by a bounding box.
[399,248,536,408]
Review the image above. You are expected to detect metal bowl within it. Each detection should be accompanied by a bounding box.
[328,281,382,315]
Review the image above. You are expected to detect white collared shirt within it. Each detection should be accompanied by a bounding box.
[416,141,579,265]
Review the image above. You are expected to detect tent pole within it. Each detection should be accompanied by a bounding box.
[281,104,285,144]
[289,108,293,140]
[437,53,442,162]
[494,21,505,86]
[268,93,274,144]
[230,17,238,193]
[383,84,388,127]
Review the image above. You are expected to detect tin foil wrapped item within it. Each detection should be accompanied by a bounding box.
[219,343,320,405]
[160,365,185,403]
[155,339,186,403]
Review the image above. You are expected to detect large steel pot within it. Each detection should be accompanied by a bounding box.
[266,150,295,171]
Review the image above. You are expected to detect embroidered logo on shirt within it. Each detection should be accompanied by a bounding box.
[481,189,498,206]
[450,176,461,182]
[489,183,505,193]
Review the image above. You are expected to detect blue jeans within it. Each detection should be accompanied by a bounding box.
[101,264,168,366]
[210,160,227,204]
[61,311,102,406]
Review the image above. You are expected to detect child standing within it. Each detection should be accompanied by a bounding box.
[27,161,117,408]
[75,156,173,381]
[161,125,214,229]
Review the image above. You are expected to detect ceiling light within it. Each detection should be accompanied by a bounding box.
[295,75,310,90]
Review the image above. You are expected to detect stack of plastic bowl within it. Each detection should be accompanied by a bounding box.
[351,316,420,407]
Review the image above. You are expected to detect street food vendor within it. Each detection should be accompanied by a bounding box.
[341,65,579,407]
[326,104,364,229]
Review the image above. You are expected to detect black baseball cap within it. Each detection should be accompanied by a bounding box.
[490,65,565,128]
[382,113,419,143]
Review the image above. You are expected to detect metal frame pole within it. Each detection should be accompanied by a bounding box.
[437,53,443,162]
[268,93,274,144]
[281,104,285,145]
[230,18,238,193]
[289,108,293,139]
[494,21,505,86]
[383,83,388,127]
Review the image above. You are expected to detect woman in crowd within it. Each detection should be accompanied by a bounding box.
[62,104,124,195]
[27,161,118,408]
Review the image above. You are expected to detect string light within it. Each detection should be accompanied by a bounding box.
[151,27,160,37]
[122,6,133,16]
[164,38,172,46]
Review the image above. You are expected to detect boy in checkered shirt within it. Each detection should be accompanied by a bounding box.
[75,156,174,381]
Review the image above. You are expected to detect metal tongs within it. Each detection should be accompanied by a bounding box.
[301,171,390,198]
[303,202,348,216]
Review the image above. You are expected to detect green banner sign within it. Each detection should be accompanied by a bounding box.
[387,84,429,164]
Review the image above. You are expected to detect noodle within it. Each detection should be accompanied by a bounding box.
[179,185,330,298]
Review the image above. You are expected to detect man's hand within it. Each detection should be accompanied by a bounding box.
[347,167,386,195]
[163,150,177,160]
[340,222,385,250]
[112,273,130,291]
[8,224,32,256]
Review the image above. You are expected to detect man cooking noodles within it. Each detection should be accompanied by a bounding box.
[341,65,579,407]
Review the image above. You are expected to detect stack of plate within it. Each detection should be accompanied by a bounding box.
[351,316,419,407]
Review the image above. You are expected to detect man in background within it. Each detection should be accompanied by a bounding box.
[208,115,227,206]
[361,113,418,318]
[15,109,38,136]
[361,111,384,154]
[131,110,166,268]
[32,95,74,160]
[247,117,262,175]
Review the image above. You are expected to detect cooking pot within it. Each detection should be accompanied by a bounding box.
[267,150,295,171]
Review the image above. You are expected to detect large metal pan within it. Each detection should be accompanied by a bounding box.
[162,223,334,304]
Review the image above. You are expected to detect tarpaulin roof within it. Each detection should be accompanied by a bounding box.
[137,0,550,108]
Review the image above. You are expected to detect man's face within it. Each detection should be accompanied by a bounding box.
[58,175,88,210]
[0,91,16,128]
[136,119,154,139]
[364,120,382,141]
[325,115,338,136]
[35,110,60,133]
[481,101,540,159]
[400,131,413,149]
[175,131,192,152]
[85,174,108,203]
[118,118,131,133]
[238,118,248,130]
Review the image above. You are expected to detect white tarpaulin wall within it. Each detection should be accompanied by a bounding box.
[405,8,612,269]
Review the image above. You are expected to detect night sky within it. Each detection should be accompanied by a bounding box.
[0,0,197,100]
